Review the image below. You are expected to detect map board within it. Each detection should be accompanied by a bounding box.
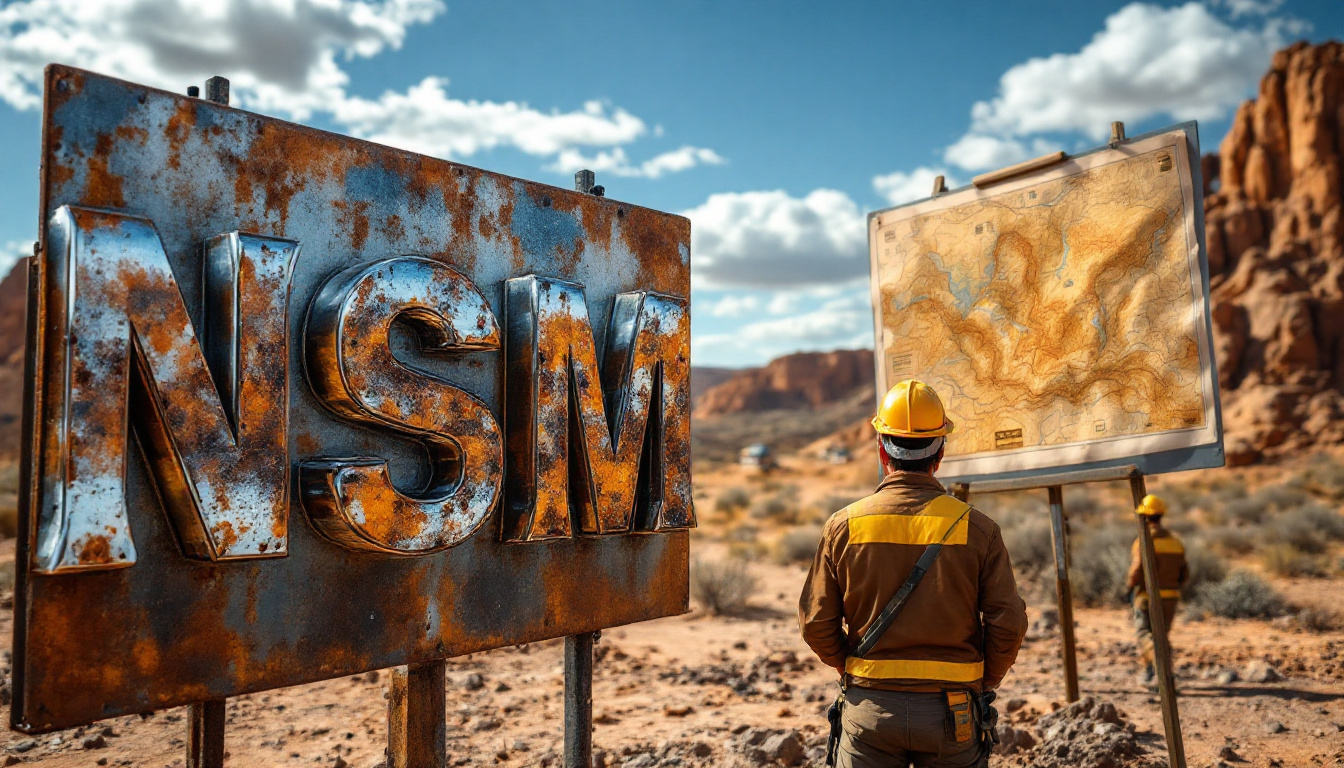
[868,124,1223,482]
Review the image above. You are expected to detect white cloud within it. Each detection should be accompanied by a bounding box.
[0,0,721,178]
[704,294,760,318]
[1215,0,1284,18]
[0,0,442,118]
[872,167,959,207]
[946,1,1297,170]
[683,189,867,289]
[0,240,31,279]
[331,77,647,159]
[692,284,874,366]
[548,145,725,179]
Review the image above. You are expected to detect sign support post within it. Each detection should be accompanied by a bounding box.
[563,169,601,768]
[388,661,448,768]
[951,464,1186,768]
[187,700,225,768]
[1047,485,1080,702]
[1129,474,1187,768]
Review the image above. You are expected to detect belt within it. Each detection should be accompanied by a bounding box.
[844,657,984,682]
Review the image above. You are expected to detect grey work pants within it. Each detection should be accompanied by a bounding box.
[836,687,986,768]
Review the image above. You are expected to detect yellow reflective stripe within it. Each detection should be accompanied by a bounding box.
[1159,589,1182,600]
[846,657,984,682]
[1153,537,1184,555]
[848,496,970,546]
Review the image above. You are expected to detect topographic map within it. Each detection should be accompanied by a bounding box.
[870,129,1219,478]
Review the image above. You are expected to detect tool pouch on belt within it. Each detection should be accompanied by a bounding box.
[945,691,974,743]
[825,687,846,766]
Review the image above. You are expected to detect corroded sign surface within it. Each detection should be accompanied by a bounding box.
[15,66,692,732]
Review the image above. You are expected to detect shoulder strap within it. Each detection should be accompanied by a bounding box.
[851,495,972,660]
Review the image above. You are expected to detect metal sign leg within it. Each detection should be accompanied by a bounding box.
[388,662,447,768]
[564,632,595,768]
[1047,486,1079,702]
[187,700,225,768]
[1129,474,1187,768]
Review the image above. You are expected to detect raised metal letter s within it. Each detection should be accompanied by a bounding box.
[299,257,504,554]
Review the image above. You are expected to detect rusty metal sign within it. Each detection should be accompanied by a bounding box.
[15,66,693,733]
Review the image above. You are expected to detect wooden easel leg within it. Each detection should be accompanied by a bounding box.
[388,662,447,768]
[1129,474,1187,768]
[564,632,595,768]
[187,699,225,768]
[1047,486,1079,702]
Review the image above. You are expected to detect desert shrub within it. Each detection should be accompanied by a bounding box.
[691,559,759,615]
[1223,484,1309,526]
[727,523,759,543]
[749,495,797,523]
[0,501,14,540]
[1071,525,1136,606]
[1298,606,1341,633]
[1201,525,1257,556]
[1295,454,1344,500]
[715,486,752,514]
[0,463,17,494]
[1264,502,1344,555]
[1193,570,1285,619]
[1001,516,1054,577]
[774,525,822,565]
[1181,545,1228,599]
[1261,543,1329,577]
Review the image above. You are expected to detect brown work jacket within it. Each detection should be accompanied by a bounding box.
[1126,523,1189,600]
[798,471,1028,692]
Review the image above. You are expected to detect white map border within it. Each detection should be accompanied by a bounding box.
[868,128,1221,480]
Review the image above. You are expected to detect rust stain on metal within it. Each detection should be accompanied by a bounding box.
[17,65,693,735]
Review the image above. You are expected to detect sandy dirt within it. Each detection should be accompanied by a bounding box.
[1,458,1342,767]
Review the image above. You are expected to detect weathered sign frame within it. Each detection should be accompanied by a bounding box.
[15,64,694,762]
[867,122,1224,485]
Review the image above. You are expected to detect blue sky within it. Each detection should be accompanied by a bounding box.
[0,0,1340,366]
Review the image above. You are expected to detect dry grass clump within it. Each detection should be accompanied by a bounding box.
[749,494,798,523]
[1001,516,1054,578]
[1261,544,1331,577]
[1182,545,1229,599]
[774,525,822,565]
[715,486,751,515]
[691,558,759,616]
[1298,606,1341,633]
[1071,525,1136,606]
[0,463,17,540]
[1192,570,1285,619]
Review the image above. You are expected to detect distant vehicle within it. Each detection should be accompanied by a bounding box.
[821,444,852,464]
[739,443,777,471]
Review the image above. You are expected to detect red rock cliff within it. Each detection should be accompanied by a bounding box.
[695,349,874,416]
[1206,40,1344,464]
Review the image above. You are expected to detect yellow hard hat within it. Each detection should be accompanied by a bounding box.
[872,379,955,438]
[1137,494,1168,517]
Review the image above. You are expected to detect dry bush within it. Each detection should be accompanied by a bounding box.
[749,494,797,523]
[1261,543,1329,578]
[715,486,752,515]
[1001,516,1054,578]
[1201,525,1257,556]
[1182,545,1228,599]
[1193,570,1285,619]
[1295,454,1344,500]
[691,559,759,615]
[1299,606,1341,633]
[1071,525,1135,606]
[774,525,822,565]
[1222,484,1309,526]
[1266,502,1344,555]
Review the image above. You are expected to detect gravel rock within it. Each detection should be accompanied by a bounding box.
[1244,661,1283,683]
[1217,669,1239,685]
[994,725,1036,755]
[1029,696,1159,768]
[8,740,36,754]
[1264,720,1287,734]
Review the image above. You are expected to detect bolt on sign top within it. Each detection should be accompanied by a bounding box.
[14,66,694,734]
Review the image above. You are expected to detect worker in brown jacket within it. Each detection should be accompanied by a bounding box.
[799,380,1028,767]
[1126,494,1189,687]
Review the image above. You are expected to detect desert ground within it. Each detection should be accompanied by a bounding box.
[0,447,1341,768]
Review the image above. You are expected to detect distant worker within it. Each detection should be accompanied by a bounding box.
[1127,494,1189,687]
[799,380,1028,767]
